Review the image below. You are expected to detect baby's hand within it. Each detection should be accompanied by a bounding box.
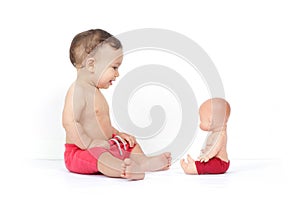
[117,132,136,148]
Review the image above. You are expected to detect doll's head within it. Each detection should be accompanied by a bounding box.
[199,98,231,131]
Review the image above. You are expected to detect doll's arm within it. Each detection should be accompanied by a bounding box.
[198,132,226,162]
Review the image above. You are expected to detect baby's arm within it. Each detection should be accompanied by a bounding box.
[112,127,119,135]
[65,121,93,149]
[198,132,226,162]
[112,127,136,148]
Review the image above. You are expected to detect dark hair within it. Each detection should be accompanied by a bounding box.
[69,29,122,68]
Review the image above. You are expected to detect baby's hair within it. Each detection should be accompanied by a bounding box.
[69,29,122,68]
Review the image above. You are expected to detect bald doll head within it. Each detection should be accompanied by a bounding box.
[199,98,231,131]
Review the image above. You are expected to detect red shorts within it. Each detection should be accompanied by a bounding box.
[64,139,134,174]
[195,157,230,174]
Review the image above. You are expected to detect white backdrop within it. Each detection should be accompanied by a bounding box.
[0,0,299,170]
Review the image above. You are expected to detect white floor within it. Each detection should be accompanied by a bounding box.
[2,159,298,200]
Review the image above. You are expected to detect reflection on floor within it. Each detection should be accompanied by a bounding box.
[2,159,298,200]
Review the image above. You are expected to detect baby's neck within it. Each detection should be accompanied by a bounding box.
[76,71,96,88]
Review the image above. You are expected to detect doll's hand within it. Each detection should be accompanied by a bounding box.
[197,155,209,163]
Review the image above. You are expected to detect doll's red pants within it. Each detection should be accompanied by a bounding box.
[195,157,230,174]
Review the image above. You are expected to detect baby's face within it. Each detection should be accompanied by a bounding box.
[94,44,123,89]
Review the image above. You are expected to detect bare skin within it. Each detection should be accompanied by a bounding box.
[62,44,171,180]
[180,155,197,174]
[121,159,145,180]
[120,152,172,180]
[181,98,230,175]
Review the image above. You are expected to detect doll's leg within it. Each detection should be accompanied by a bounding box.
[180,154,198,175]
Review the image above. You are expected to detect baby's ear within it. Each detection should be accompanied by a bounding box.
[86,58,95,73]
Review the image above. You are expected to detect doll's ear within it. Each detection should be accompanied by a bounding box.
[86,58,95,73]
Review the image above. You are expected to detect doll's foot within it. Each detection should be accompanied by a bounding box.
[180,154,198,175]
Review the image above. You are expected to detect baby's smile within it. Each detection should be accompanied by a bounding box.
[110,78,116,85]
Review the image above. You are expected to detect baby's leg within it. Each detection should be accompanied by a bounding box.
[129,143,172,172]
[97,152,124,178]
[98,152,145,180]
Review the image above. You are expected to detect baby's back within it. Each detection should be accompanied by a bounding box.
[63,82,112,144]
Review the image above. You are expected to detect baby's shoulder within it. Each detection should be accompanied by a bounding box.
[64,83,87,105]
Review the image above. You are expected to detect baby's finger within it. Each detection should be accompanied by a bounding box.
[131,136,137,144]
[128,139,134,147]
[126,137,135,147]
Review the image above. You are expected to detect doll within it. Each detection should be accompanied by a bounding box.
[181,98,231,174]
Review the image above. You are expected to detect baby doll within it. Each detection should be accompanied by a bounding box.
[180,98,231,174]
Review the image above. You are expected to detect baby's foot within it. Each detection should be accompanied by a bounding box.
[121,158,145,180]
[144,152,172,172]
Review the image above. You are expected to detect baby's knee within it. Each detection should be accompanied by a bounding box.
[130,142,144,154]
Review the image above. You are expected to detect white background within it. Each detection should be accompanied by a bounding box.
[0,0,299,188]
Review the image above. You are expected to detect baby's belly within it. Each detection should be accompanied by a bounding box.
[82,120,112,140]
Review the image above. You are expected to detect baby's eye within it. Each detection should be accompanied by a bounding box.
[113,66,118,70]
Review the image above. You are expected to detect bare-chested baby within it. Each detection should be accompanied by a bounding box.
[62,29,171,180]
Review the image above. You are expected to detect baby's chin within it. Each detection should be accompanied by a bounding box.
[99,85,110,89]
[97,82,111,89]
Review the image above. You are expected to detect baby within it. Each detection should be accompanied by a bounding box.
[180,98,230,174]
[62,29,171,180]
